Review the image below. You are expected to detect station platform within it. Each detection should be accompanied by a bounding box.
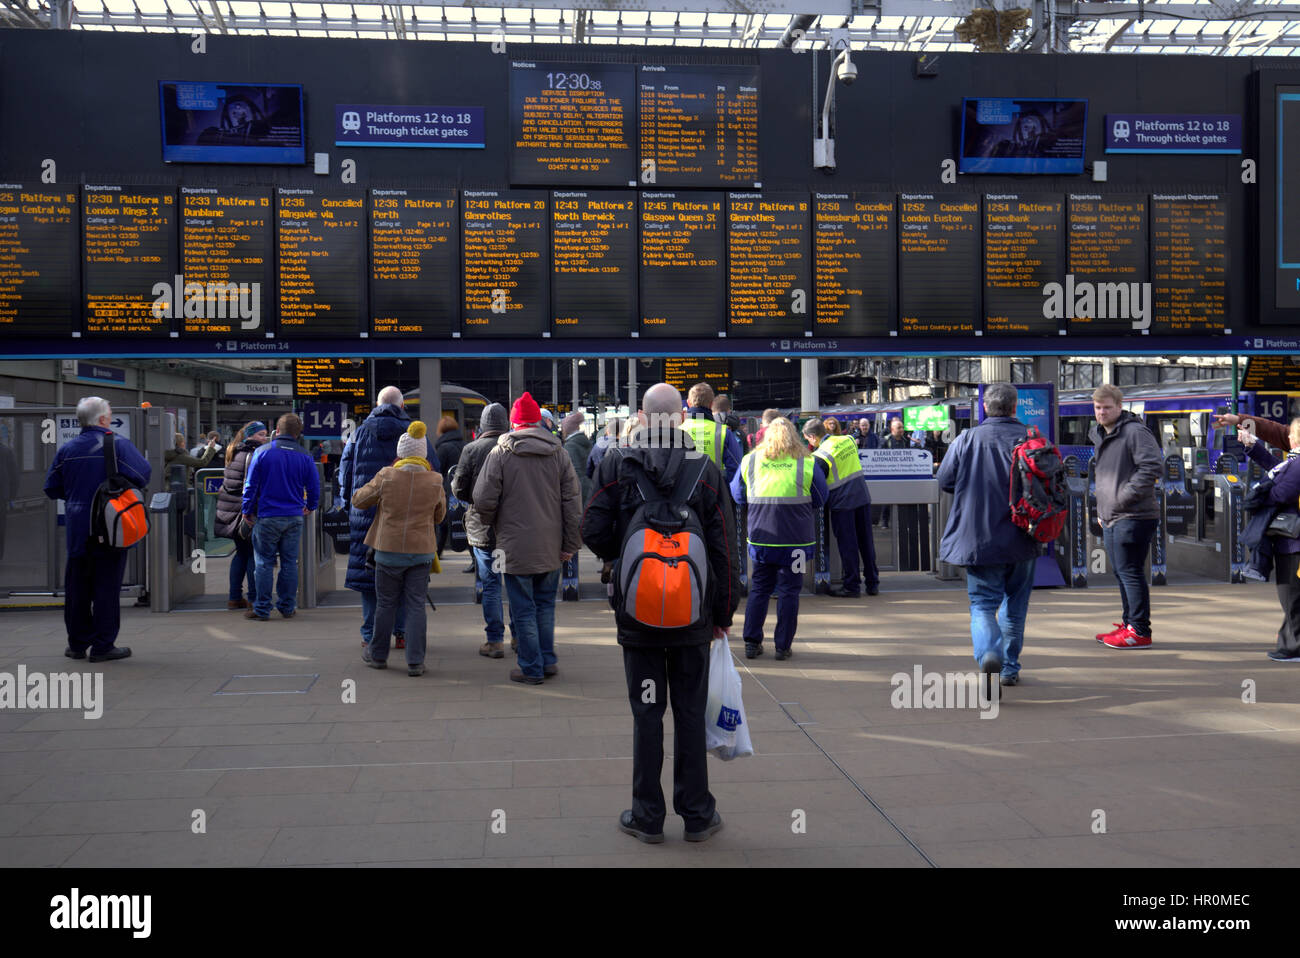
[1,552,1297,869]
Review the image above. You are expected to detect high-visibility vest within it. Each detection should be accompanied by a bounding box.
[680,416,727,469]
[740,451,814,547]
[813,433,864,489]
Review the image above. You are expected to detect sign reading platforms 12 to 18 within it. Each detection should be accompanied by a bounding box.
[334,105,485,149]
[1104,114,1241,154]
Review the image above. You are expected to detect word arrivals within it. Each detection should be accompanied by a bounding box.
[889,664,1000,719]
[0,666,103,719]
[1041,274,1153,330]
[150,275,261,329]
[49,889,151,938]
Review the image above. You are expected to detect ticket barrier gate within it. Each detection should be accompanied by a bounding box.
[298,465,335,609]
[1055,456,1090,588]
[1166,462,1246,584]
[147,491,204,612]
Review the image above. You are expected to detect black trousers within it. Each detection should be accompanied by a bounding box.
[64,544,129,655]
[622,643,716,832]
[1276,552,1300,656]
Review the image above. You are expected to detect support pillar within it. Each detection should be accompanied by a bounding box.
[508,358,525,407]
[800,358,819,420]
[419,357,443,427]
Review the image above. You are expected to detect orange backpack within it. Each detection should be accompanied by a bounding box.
[91,433,149,549]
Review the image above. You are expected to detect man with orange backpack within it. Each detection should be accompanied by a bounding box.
[44,396,151,662]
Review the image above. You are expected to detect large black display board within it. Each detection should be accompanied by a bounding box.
[509,62,637,187]
[897,193,981,335]
[638,64,759,189]
[179,186,272,336]
[551,190,637,338]
[983,193,1063,336]
[1065,193,1149,336]
[462,189,549,337]
[369,189,459,338]
[1150,193,1228,334]
[276,188,366,337]
[1273,84,1300,313]
[813,192,896,337]
[727,193,808,338]
[83,184,177,336]
[0,184,79,336]
[640,191,724,338]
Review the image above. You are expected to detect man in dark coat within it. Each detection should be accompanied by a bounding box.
[337,386,436,647]
[562,411,593,505]
[433,416,467,556]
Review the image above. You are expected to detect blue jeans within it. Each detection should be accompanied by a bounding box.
[965,559,1036,677]
[1102,517,1157,637]
[474,546,507,645]
[743,556,802,652]
[504,569,559,679]
[360,587,407,644]
[251,515,302,618]
[228,535,255,602]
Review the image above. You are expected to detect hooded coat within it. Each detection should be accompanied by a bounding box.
[1087,410,1162,528]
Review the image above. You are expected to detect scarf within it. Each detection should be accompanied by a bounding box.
[393,456,430,471]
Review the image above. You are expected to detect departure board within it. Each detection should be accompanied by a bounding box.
[1150,194,1228,334]
[664,357,731,396]
[639,64,759,188]
[462,189,549,337]
[813,192,896,336]
[83,185,177,336]
[509,62,637,187]
[1276,87,1300,310]
[727,193,808,337]
[983,193,1063,336]
[551,190,637,338]
[897,194,981,335]
[293,358,371,420]
[640,191,725,338]
[1066,194,1148,336]
[277,188,366,337]
[0,184,79,336]
[370,189,459,338]
[179,187,272,336]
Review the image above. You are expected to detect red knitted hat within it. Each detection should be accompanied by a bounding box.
[511,391,542,427]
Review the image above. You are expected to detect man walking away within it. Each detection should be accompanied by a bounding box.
[1089,384,1162,649]
[936,383,1039,686]
[712,393,742,438]
[44,396,151,662]
[583,382,739,844]
[803,418,879,597]
[472,392,582,683]
[563,411,593,506]
[242,413,320,621]
[680,382,742,483]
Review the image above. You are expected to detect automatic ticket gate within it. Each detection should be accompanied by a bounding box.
[1167,459,1246,583]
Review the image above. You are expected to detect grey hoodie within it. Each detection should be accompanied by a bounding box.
[1088,410,1162,527]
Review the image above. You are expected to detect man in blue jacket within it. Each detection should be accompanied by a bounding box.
[44,397,151,662]
[242,413,320,621]
[936,383,1039,686]
[337,386,436,646]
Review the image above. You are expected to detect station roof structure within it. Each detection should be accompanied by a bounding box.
[5,0,1300,56]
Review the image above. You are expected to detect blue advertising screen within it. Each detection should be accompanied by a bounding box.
[160,82,305,164]
[959,98,1087,175]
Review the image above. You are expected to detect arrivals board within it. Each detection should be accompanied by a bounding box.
[509,62,637,186]
[897,193,981,335]
[1150,194,1228,334]
[83,185,177,336]
[277,188,366,337]
[813,192,896,337]
[1066,194,1149,335]
[664,357,731,396]
[727,193,808,338]
[179,186,272,336]
[638,64,759,188]
[551,190,637,338]
[0,184,79,336]
[461,189,549,337]
[983,193,1064,336]
[369,189,459,338]
[640,191,725,338]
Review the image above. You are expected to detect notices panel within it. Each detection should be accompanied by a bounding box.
[179,187,272,336]
[640,191,725,338]
[897,193,981,335]
[551,190,637,338]
[83,185,177,336]
[813,192,896,336]
[664,357,731,396]
[0,184,79,336]
[1066,194,1148,335]
[727,193,808,338]
[1150,194,1228,334]
[277,188,366,337]
[369,189,459,338]
[639,64,759,188]
[509,62,637,186]
[983,193,1063,336]
[462,189,549,337]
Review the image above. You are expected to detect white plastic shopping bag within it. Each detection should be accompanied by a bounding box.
[705,633,754,761]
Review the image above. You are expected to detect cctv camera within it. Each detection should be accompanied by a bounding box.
[836,50,857,85]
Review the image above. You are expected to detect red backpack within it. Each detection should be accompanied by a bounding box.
[1009,426,1068,543]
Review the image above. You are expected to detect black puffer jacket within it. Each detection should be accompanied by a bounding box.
[451,427,505,549]
[215,440,261,538]
[435,429,467,476]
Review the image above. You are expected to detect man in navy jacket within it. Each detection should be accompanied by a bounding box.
[44,396,151,662]
[936,383,1039,686]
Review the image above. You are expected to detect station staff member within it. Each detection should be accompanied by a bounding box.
[804,417,880,597]
[680,382,742,483]
[730,417,828,661]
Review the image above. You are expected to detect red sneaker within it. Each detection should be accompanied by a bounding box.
[1102,625,1152,649]
[1095,623,1125,643]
